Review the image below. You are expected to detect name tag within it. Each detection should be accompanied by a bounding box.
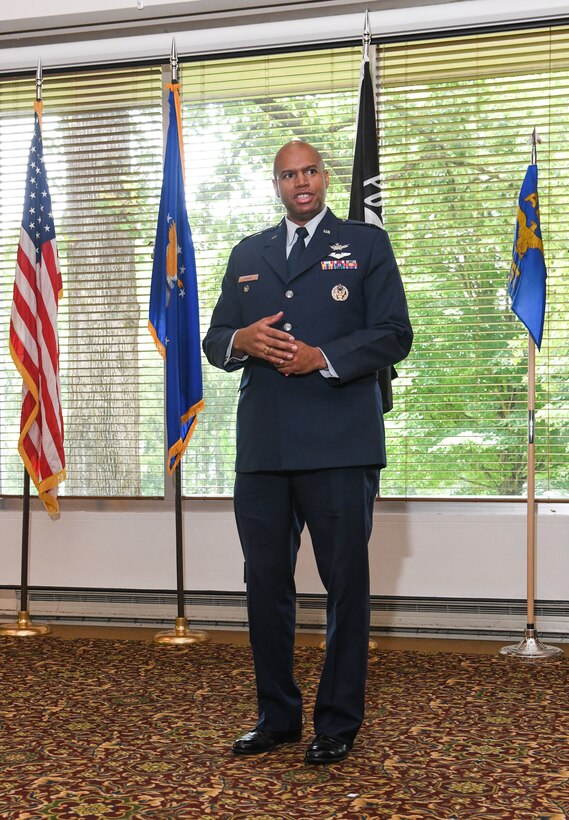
[238,274,259,282]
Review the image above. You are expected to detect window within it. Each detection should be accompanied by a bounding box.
[180,49,361,495]
[378,27,569,496]
[0,67,165,497]
[1,28,567,502]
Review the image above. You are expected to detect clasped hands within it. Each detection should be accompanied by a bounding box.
[232,311,327,376]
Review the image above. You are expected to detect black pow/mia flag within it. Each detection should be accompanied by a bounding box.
[349,53,397,412]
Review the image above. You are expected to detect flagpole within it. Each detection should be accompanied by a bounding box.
[321,9,382,652]
[500,130,561,660]
[153,39,208,646]
[363,7,371,60]
[362,8,380,653]
[1,60,51,639]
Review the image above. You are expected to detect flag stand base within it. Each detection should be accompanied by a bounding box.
[499,627,563,659]
[319,636,380,651]
[0,610,51,637]
[153,616,209,646]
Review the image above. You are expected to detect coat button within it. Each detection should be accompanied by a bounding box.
[285,289,294,299]
[283,322,292,332]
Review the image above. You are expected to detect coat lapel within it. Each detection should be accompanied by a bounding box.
[261,220,288,284]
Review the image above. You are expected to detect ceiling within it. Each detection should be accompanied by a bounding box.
[1,0,568,72]
[0,1,466,47]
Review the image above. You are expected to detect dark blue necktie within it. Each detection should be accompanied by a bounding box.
[287,226,309,277]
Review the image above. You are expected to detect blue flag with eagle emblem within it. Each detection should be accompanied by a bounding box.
[508,164,547,350]
[149,83,204,473]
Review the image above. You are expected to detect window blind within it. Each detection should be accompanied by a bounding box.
[379,27,568,497]
[0,66,165,498]
[179,48,361,496]
[1,28,567,503]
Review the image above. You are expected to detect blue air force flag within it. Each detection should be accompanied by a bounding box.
[149,83,204,473]
[508,164,547,350]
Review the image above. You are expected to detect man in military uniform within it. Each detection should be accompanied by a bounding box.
[203,140,412,764]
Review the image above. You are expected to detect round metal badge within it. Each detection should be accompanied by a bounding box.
[331,284,349,301]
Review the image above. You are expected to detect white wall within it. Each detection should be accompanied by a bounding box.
[1,0,568,609]
[2,501,568,601]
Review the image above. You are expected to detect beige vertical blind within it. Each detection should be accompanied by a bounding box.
[0,66,165,498]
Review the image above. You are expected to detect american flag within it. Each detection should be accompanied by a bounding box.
[9,100,65,516]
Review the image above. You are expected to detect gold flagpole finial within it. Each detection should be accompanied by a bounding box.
[363,9,372,60]
[170,37,178,84]
[36,59,43,102]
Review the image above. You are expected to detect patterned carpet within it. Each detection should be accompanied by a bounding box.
[0,636,568,819]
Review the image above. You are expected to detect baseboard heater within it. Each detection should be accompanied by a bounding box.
[1,588,568,641]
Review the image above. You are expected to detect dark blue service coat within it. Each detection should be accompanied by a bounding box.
[203,208,413,472]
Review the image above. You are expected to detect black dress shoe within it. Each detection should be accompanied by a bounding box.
[232,728,302,755]
[304,734,351,764]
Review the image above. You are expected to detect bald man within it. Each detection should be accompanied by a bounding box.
[203,141,412,764]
